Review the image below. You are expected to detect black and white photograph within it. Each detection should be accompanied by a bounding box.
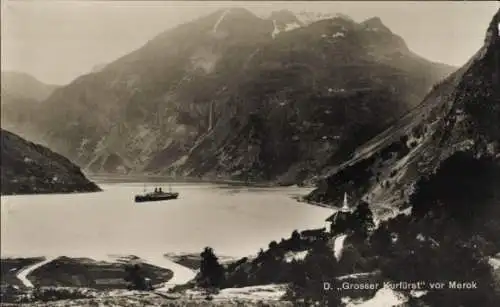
[1,0,499,306]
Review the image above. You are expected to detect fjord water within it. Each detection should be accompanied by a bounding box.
[1,183,332,259]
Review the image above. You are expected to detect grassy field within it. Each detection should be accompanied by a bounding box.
[0,256,174,304]
[29,256,173,289]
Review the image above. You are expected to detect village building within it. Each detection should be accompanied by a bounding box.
[300,227,327,242]
[325,192,354,234]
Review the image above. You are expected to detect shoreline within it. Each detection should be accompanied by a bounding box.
[293,195,337,209]
[0,254,290,306]
[85,173,316,188]
[87,173,274,186]
[1,254,194,292]
[1,180,316,200]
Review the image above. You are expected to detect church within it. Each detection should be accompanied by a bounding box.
[325,192,354,234]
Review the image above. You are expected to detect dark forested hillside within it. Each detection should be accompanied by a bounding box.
[1,129,101,195]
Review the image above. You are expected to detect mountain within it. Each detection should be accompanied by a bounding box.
[1,71,60,140]
[156,11,455,182]
[1,129,101,195]
[197,12,500,306]
[306,9,500,212]
[19,9,454,181]
[268,10,304,38]
[295,11,354,25]
[91,63,107,73]
[297,11,500,306]
[24,8,276,174]
[1,71,59,102]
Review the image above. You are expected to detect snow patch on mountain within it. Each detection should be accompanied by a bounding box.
[284,22,301,32]
[296,11,353,25]
[213,9,230,33]
[271,20,301,38]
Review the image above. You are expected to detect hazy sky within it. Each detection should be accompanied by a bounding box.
[1,1,498,85]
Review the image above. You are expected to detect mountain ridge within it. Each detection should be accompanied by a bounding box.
[1,71,61,143]
[3,9,455,184]
[305,8,500,210]
[1,71,59,102]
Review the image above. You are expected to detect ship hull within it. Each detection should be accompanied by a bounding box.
[135,193,179,203]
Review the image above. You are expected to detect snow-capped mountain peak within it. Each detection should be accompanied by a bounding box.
[296,11,353,25]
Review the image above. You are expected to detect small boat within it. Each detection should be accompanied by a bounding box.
[135,185,179,203]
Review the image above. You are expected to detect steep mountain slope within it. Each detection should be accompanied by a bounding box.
[167,13,454,182]
[29,8,275,174]
[23,9,453,180]
[1,72,60,139]
[306,9,500,211]
[1,129,101,195]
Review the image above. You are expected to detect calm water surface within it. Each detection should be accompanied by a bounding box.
[1,183,332,258]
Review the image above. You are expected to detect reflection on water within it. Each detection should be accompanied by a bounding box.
[1,183,330,259]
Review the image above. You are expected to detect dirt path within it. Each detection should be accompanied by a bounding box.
[334,234,347,260]
[138,254,196,291]
[16,257,57,288]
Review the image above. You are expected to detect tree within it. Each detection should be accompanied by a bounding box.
[290,230,302,251]
[124,263,149,290]
[285,237,342,306]
[372,153,500,306]
[199,247,225,289]
[410,152,499,228]
[348,201,375,240]
[337,243,370,275]
[382,233,499,306]
[296,238,341,306]
[268,240,278,250]
[370,224,392,256]
[286,259,307,295]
